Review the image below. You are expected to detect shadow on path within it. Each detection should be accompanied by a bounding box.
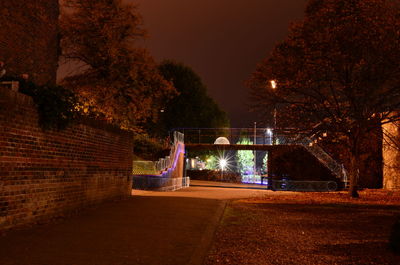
[0,181,268,265]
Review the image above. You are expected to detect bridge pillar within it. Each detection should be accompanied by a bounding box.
[267,150,274,178]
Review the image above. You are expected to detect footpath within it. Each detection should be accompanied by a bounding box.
[0,181,270,265]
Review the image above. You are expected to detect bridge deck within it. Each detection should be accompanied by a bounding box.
[185,143,301,151]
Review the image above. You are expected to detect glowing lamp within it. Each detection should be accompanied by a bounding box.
[220,159,227,170]
[270,80,277,89]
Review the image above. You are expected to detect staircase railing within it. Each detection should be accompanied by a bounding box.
[154,131,184,175]
[132,131,188,190]
[279,134,348,185]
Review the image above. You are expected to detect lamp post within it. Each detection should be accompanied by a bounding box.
[254,122,257,181]
[270,80,277,144]
[267,128,273,145]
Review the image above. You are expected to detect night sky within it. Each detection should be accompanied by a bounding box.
[132,0,307,127]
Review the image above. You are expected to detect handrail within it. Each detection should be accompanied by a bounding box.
[133,131,185,176]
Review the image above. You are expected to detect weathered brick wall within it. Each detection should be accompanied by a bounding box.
[383,119,400,189]
[0,0,59,85]
[0,87,133,231]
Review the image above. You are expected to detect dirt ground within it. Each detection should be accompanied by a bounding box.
[205,190,400,265]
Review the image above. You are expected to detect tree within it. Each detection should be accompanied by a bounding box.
[60,0,175,131]
[205,154,218,170]
[262,152,268,175]
[149,60,229,136]
[248,0,400,197]
[236,138,254,176]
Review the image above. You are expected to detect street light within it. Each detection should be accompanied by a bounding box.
[270,80,277,144]
[219,158,227,180]
[266,128,273,145]
[270,80,277,89]
[220,159,227,170]
[254,122,257,182]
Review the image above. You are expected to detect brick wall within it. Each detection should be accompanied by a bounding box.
[383,118,400,189]
[0,87,133,231]
[0,0,59,85]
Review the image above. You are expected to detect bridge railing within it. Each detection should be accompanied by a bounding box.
[173,128,301,145]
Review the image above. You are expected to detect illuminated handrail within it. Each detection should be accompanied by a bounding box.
[132,131,186,190]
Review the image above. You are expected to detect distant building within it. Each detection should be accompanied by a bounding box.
[0,0,59,85]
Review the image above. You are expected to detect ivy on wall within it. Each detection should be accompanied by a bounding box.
[2,76,77,130]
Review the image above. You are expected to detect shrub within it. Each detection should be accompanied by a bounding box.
[133,134,167,161]
[2,76,77,130]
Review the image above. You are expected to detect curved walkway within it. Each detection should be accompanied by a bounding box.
[0,181,271,265]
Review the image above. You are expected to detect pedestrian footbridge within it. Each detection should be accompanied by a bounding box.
[132,128,348,191]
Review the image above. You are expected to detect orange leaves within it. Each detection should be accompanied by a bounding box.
[248,0,400,131]
[60,0,176,131]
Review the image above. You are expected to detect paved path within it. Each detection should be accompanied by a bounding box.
[0,181,271,265]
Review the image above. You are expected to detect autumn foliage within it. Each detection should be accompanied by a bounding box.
[0,0,59,85]
[248,0,400,197]
[60,0,176,131]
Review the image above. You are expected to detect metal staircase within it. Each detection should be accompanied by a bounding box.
[282,135,348,186]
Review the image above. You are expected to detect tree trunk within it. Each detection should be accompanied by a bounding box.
[348,152,360,198]
[348,132,361,198]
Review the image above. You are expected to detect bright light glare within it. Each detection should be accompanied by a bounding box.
[219,159,227,170]
[215,151,233,172]
[267,128,272,135]
[270,80,277,89]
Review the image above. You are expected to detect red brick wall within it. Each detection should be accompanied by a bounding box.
[0,0,59,85]
[0,87,133,231]
[383,118,400,189]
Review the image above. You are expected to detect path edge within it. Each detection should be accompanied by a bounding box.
[187,199,228,265]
